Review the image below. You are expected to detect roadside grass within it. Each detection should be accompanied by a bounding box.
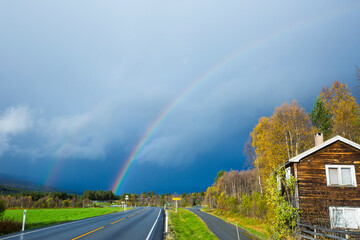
[2,207,130,234]
[166,208,217,240]
[202,207,269,239]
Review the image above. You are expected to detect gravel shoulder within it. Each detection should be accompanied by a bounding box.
[188,208,259,240]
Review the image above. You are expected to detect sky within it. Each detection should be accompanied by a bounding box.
[0,0,360,194]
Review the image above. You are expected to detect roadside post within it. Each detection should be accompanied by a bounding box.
[165,210,169,233]
[121,201,125,211]
[22,209,26,231]
[236,222,240,240]
[172,197,181,213]
[125,195,129,211]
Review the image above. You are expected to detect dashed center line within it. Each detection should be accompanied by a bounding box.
[111,218,126,225]
[72,209,147,239]
[72,226,104,240]
[110,210,142,225]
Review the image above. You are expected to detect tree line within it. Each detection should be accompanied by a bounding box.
[203,79,360,239]
[0,186,204,209]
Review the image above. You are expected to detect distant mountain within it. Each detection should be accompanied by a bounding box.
[0,173,77,194]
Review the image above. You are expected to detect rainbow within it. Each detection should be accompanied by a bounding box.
[40,5,357,192]
[44,142,71,187]
[110,6,358,194]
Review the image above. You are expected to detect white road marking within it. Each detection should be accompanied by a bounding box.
[145,208,162,240]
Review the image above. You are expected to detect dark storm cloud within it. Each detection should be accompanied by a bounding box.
[0,0,360,192]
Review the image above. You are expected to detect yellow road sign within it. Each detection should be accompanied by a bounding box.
[172,198,181,200]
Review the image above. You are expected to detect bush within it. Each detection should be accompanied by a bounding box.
[266,170,298,239]
[0,218,22,235]
[0,200,6,219]
[253,192,268,219]
[226,196,238,213]
[240,194,252,217]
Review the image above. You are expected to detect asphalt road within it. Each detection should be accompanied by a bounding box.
[0,207,164,240]
[188,208,258,240]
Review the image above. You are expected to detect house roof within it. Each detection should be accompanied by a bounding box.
[287,135,360,163]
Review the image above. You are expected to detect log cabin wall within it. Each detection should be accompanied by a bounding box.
[295,141,360,227]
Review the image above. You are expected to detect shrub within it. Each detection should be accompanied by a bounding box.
[0,218,22,235]
[266,170,298,239]
[240,194,252,217]
[0,200,5,219]
[226,196,238,213]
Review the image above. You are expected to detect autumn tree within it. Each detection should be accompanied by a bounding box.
[203,170,266,218]
[251,117,271,189]
[244,136,262,194]
[310,96,332,139]
[320,81,360,141]
[251,100,313,187]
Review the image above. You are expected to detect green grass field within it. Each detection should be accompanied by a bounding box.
[4,207,128,230]
[167,208,217,240]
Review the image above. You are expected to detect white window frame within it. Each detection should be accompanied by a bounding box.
[329,206,360,229]
[325,165,357,187]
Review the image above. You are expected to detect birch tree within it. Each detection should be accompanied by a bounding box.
[320,81,360,142]
[251,100,313,187]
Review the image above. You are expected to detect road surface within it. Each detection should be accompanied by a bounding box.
[188,208,258,240]
[0,207,164,240]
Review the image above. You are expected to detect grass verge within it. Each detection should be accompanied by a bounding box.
[1,207,131,235]
[202,207,269,239]
[166,208,217,240]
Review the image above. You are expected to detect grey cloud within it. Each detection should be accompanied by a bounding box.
[0,106,32,156]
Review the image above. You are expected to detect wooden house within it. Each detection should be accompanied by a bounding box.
[284,133,360,230]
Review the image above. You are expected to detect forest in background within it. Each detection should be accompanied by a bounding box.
[0,185,204,210]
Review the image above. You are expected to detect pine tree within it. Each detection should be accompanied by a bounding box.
[309,96,332,139]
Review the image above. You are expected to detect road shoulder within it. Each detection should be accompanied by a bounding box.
[188,208,259,240]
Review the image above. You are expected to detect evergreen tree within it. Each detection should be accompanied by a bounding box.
[309,96,332,139]
[215,170,226,182]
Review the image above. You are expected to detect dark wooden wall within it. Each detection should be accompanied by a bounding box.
[295,141,360,227]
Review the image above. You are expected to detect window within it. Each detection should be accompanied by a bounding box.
[285,167,291,180]
[325,165,357,187]
[276,174,281,190]
[329,207,360,229]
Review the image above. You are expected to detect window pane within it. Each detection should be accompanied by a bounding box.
[341,168,352,185]
[329,168,339,185]
[344,209,358,229]
[285,167,291,180]
[332,209,345,228]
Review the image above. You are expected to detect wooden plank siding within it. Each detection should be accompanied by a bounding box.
[290,141,360,227]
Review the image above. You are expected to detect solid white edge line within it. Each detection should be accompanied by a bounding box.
[145,208,162,240]
[0,208,140,240]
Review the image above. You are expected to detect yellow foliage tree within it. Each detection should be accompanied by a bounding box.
[320,81,360,142]
[251,100,313,187]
